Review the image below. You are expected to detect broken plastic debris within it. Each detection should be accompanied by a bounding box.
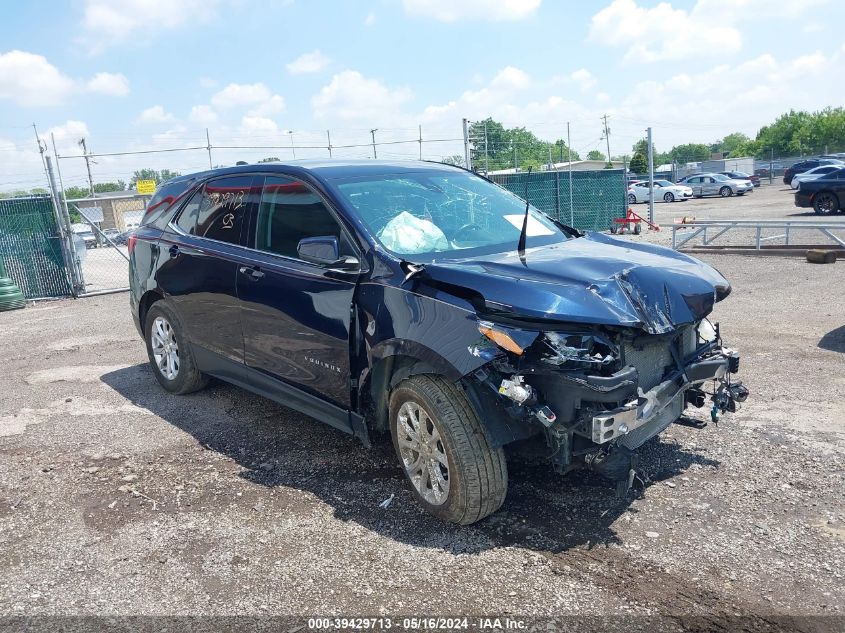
[378,493,395,509]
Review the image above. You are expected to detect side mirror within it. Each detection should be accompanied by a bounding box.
[297,236,358,270]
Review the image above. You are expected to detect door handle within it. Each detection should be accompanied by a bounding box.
[239,266,265,280]
[168,244,179,258]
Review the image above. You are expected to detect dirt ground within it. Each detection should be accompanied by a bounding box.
[0,199,844,628]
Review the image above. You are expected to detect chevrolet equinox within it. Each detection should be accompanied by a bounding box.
[129,160,747,524]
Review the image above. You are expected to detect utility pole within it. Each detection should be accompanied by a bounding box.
[33,123,50,187]
[484,120,489,174]
[461,118,471,170]
[548,145,553,171]
[289,131,296,159]
[647,126,655,225]
[567,121,574,226]
[601,114,612,169]
[205,129,213,168]
[370,128,378,159]
[327,130,333,158]
[79,138,95,196]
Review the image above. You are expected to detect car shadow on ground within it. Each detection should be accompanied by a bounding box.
[819,325,845,353]
[101,363,720,555]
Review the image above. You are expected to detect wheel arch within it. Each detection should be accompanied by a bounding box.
[361,344,462,434]
[138,289,165,331]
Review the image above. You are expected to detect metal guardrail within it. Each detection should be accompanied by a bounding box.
[671,220,845,250]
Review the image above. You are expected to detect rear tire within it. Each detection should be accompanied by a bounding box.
[814,192,840,215]
[389,375,507,525]
[719,186,732,197]
[144,303,209,394]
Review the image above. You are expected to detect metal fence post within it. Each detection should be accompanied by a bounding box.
[45,155,82,295]
[554,171,561,221]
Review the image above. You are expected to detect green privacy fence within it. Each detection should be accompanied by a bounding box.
[0,195,72,298]
[489,169,627,231]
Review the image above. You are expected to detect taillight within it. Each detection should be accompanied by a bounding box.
[127,234,137,255]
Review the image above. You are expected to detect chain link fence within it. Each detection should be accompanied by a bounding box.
[69,195,149,295]
[0,195,72,299]
[489,169,627,231]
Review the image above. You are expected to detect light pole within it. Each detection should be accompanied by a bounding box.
[370,129,378,159]
[285,130,296,159]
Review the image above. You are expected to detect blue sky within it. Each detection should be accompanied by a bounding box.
[1,0,843,191]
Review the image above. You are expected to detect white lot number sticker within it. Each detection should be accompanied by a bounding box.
[503,214,555,236]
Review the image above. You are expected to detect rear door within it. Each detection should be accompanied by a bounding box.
[156,174,260,371]
[238,175,361,408]
[687,176,703,196]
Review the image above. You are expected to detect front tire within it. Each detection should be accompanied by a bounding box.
[389,375,507,524]
[627,193,636,205]
[663,192,675,202]
[144,303,209,394]
[719,186,732,197]
[814,192,840,215]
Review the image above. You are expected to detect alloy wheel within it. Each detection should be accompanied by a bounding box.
[150,316,180,380]
[720,186,732,197]
[396,401,450,506]
[814,193,838,215]
[664,192,674,202]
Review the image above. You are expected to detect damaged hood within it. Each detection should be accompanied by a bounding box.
[421,233,731,334]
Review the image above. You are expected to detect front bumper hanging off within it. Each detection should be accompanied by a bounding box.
[591,347,742,449]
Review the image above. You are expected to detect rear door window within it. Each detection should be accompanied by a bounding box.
[173,175,257,245]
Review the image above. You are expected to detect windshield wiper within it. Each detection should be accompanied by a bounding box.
[517,166,532,263]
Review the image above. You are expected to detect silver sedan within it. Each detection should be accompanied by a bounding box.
[684,173,753,197]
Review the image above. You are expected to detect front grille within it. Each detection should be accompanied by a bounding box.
[622,326,696,392]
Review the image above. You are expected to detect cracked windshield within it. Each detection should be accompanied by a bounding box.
[334,171,569,258]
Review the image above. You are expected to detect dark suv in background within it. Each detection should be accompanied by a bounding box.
[129,160,747,524]
[783,158,843,185]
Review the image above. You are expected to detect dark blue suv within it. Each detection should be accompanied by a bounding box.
[129,160,747,524]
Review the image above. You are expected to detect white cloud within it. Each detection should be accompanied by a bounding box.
[0,50,75,106]
[240,116,278,133]
[490,66,531,90]
[137,105,175,124]
[402,0,541,22]
[81,0,219,52]
[589,0,741,62]
[211,82,275,108]
[312,71,413,122]
[286,50,331,74]
[189,104,219,125]
[364,11,376,26]
[46,120,91,146]
[248,95,286,117]
[86,72,130,96]
[570,68,596,93]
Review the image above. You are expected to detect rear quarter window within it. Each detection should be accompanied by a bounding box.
[141,179,195,228]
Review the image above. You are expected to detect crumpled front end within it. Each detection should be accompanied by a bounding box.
[464,317,747,489]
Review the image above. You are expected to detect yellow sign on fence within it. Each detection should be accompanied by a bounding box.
[136,180,156,195]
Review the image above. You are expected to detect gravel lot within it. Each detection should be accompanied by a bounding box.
[0,198,844,628]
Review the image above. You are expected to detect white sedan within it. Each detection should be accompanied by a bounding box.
[790,164,842,189]
[627,180,693,204]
